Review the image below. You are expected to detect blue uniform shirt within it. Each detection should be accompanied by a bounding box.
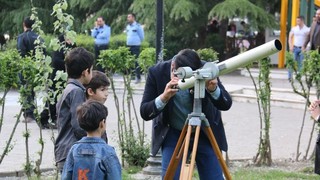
[91,24,111,45]
[126,21,144,46]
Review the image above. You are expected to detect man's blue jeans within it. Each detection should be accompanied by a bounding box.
[288,46,303,79]
[161,128,224,180]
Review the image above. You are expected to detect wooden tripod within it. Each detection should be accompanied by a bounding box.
[163,112,232,180]
[163,77,231,180]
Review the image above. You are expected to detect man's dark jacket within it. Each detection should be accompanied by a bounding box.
[140,60,232,156]
[17,28,43,57]
[304,21,320,50]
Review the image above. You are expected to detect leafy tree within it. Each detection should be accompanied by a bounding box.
[131,0,280,58]
[209,0,277,31]
[68,0,133,34]
[0,0,55,36]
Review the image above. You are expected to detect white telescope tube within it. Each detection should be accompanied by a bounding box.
[178,39,282,90]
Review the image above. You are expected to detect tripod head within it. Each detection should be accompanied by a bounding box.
[174,62,219,99]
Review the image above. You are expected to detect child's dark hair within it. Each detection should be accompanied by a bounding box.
[85,70,110,97]
[65,47,94,79]
[77,100,108,132]
[174,49,202,70]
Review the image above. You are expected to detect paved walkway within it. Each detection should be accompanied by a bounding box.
[0,68,318,178]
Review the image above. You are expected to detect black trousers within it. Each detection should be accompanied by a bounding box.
[128,45,141,80]
[315,133,320,174]
[40,68,60,125]
[19,73,35,118]
[94,44,108,72]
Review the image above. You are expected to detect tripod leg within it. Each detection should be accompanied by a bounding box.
[180,125,193,180]
[164,125,188,180]
[205,127,232,180]
[181,125,201,180]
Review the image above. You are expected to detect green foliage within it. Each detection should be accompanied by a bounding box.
[99,46,149,167]
[196,48,219,62]
[138,47,157,74]
[302,50,320,89]
[121,133,150,167]
[68,0,132,34]
[170,0,200,21]
[285,51,295,74]
[98,46,136,73]
[233,168,318,179]
[108,33,127,50]
[255,57,272,166]
[0,50,22,89]
[75,34,95,53]
[0,0,56,36]
[209,0,277,30]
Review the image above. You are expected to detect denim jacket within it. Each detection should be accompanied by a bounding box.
[61,137,121,180]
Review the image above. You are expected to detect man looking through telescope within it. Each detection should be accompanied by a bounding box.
[140,49,232,179]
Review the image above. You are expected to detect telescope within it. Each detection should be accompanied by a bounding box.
[175,39,282,90]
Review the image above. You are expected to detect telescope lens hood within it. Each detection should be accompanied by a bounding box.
[274,39,282,51]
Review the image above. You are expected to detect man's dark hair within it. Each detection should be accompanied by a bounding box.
[174,49,202,70]
[77,100,108,132]
[24,16,35,29]
[129,13,136,19]
[65,47,94,79]
[297,15,305,21]
[97,16,104,21]
[85,70,110,97]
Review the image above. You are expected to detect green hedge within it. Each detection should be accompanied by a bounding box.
[5,33,150,55]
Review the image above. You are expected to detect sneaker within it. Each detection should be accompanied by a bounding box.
[135,78,141,84]
[40,123,50,129]
[48,122,57,129]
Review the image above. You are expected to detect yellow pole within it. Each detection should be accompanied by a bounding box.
[291,0,300,27]
[315,0,320,7]
[278,0,288,68]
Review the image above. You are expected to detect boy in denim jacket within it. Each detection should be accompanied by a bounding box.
[62,100,121,180]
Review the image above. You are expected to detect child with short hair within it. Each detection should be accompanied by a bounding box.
[54,47,94,172]
[61,100,121,180]
[85,70,110,104]
[85,70,110,143]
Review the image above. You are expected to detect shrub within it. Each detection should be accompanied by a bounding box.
[75,34,95,53]
[197,48,219,62]
[138,47,157,75]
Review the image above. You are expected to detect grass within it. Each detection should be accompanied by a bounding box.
[22,164,320,180]
[122,166,320,180]
[232,169,319,180]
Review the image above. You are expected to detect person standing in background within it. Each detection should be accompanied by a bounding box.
[303,9,320,51]
[91,17,110,72]
[126,13,144,84]
[17,16,44,123]
[287,15,309,81]
[39,34,76,129]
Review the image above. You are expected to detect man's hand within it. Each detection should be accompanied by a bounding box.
[206,78,218,92]
[309,100,320,120]
[160,77,179,103]
[289,46,294,52]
